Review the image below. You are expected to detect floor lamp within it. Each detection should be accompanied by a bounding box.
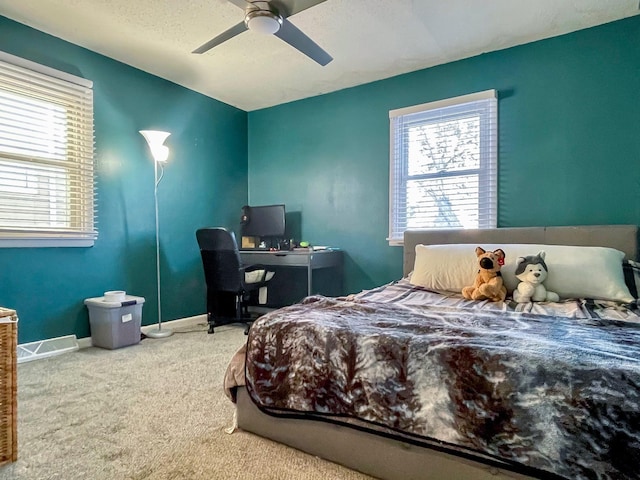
[140,130,173,339]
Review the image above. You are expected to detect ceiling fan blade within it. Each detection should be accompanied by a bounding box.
[274,19,332,66]
[270,0,327,17]
[192,21,248,54]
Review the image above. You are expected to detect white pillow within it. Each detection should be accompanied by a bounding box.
[410,243,633,302]
[410,244,478,293]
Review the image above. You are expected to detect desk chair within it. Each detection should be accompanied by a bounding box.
[196,227,273,334]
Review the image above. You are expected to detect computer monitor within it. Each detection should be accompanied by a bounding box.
[240,204,286,238]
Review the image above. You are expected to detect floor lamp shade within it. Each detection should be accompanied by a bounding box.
[140,130,173,339]
[140,130,170,163]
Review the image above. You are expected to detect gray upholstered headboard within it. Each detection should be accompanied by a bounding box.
[403,225,640,277]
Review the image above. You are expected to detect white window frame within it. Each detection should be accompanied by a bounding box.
[0,51,95,248]
[388,90,497,246]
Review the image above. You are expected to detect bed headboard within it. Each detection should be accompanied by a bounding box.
[403,225,640,277]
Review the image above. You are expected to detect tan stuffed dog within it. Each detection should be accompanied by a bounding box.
[461,247,507,302]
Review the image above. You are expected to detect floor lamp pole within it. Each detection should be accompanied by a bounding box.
[141,130,173,339]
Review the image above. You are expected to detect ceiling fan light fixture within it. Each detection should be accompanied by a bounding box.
[194,0,332,66]
[245,10,282,35]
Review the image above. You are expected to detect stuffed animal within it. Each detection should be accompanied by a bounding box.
[512,251,560,303]
[462,247,507,302]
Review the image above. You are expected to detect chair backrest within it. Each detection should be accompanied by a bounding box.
[196,227,242,292]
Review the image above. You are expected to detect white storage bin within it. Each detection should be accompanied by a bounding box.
[84,295,145,349]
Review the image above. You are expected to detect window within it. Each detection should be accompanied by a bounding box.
[388,90,497,245]
[0,51,95,247]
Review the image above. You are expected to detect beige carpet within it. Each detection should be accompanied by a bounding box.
[0,321,374,480]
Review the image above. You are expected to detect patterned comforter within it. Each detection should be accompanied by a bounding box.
[235,280,640,480]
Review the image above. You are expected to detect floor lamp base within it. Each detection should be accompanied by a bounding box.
[145,326,174,339]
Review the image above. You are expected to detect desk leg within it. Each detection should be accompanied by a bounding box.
[307,260,312,296]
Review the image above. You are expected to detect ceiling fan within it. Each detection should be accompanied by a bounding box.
[193,0,332,66]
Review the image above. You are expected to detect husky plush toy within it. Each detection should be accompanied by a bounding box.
[513,251,560,303]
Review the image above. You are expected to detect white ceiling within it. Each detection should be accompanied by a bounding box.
[0,0,637,111]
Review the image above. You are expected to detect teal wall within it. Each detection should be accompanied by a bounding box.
[0,17,248,343]
[248,16,640,295]
[2,14,639,344]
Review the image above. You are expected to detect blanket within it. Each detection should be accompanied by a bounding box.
[243,294,640,480]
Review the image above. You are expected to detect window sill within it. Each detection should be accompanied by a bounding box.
[0,237,95,248]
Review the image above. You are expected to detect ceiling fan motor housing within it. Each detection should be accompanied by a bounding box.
[245,2,283,34]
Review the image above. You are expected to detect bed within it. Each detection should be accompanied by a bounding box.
[225,225,640,480]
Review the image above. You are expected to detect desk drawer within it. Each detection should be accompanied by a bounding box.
[241,252,309,267]
[241,250,342,268]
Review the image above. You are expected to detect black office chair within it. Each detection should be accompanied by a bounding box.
[196,227,273,334]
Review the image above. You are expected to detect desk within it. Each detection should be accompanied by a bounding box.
[240,249,343,306]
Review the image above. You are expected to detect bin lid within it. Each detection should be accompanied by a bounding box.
[84,295,145,308]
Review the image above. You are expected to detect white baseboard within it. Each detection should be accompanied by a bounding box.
[140,314,207,334]
[77,336,93,349]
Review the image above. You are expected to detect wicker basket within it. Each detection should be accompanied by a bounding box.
[0,307,17,466]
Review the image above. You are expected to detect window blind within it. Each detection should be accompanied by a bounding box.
[388,90,497,245]
[0,51,95,247]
